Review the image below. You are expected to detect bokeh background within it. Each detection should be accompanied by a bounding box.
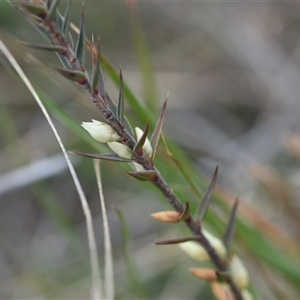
[1,1,300,299]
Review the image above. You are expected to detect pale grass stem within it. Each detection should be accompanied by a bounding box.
[0,39,103,300]
[93,159,114,299]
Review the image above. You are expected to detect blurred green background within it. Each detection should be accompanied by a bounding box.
[1,1,300,299]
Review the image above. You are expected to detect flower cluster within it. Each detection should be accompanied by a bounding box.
[151,210,252,300]
[81,120,153,162]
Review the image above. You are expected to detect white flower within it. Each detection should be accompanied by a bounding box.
[135,127,153,158]
[179,241,210,261]
[229,254,249,291]
[179,229,226,262]
[107,142,133,159]
[81,120,120,143]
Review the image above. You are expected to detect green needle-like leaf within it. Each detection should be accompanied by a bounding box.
[105,93,117,114]
[17,41,67,53]
[91,38,101,92]
[223,197,239,254]
[75,5,85,64]
[133,122,149,154]
[100,54,151,122]
[117,68,124,124]
[97,57,130,133]
[127,170,157,181]
[97,55,106,100]
[13,4,48,37]
[68,31,74,49]
[197,165,219,222]
[47,0,59,20]
[52,65,86,82]
[18,2,47,19]
[71,152,133,162]
[56,10,64,32]
[62,0,71,35]
[150,95,168,161]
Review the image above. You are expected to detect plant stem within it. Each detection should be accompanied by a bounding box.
[17,5,244,299]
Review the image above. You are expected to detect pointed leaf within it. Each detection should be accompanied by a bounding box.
[47,0,59,20]
[75,5,85,64]
[117,68,124,124]
[127,170,157,181]
[91,38,101,92]
[16,5,67,72]
[71,151,133,162]
[87,47,133,136]
[56,10,64,33]
[123,116,134,137]
[133,122,149,154]
[56,52,71,70]
[18,2,47,19]
[97,58,107,100]
[109,85,133,135]
[14,4,48,37]
[155,236,199,245]
[52,65,86,83]
[68,31,74,49]
[197,165,219,222]
[62,1,71,35]
[17,41,67,53]
[223,197,239,254]
[150,95,168,160]
[105,92,117,114]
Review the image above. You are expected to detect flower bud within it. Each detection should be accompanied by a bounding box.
[211,282,233,300]
[107,142,133,159]
[81,120,120,143]
[151,211,181,223]
[229,254,249,291]
[190,267,217,282]
[179,229,226,262]
[135,127,153,158]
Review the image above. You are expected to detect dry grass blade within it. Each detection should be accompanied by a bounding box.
[93,159,114,300]
[0,39,103,299]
